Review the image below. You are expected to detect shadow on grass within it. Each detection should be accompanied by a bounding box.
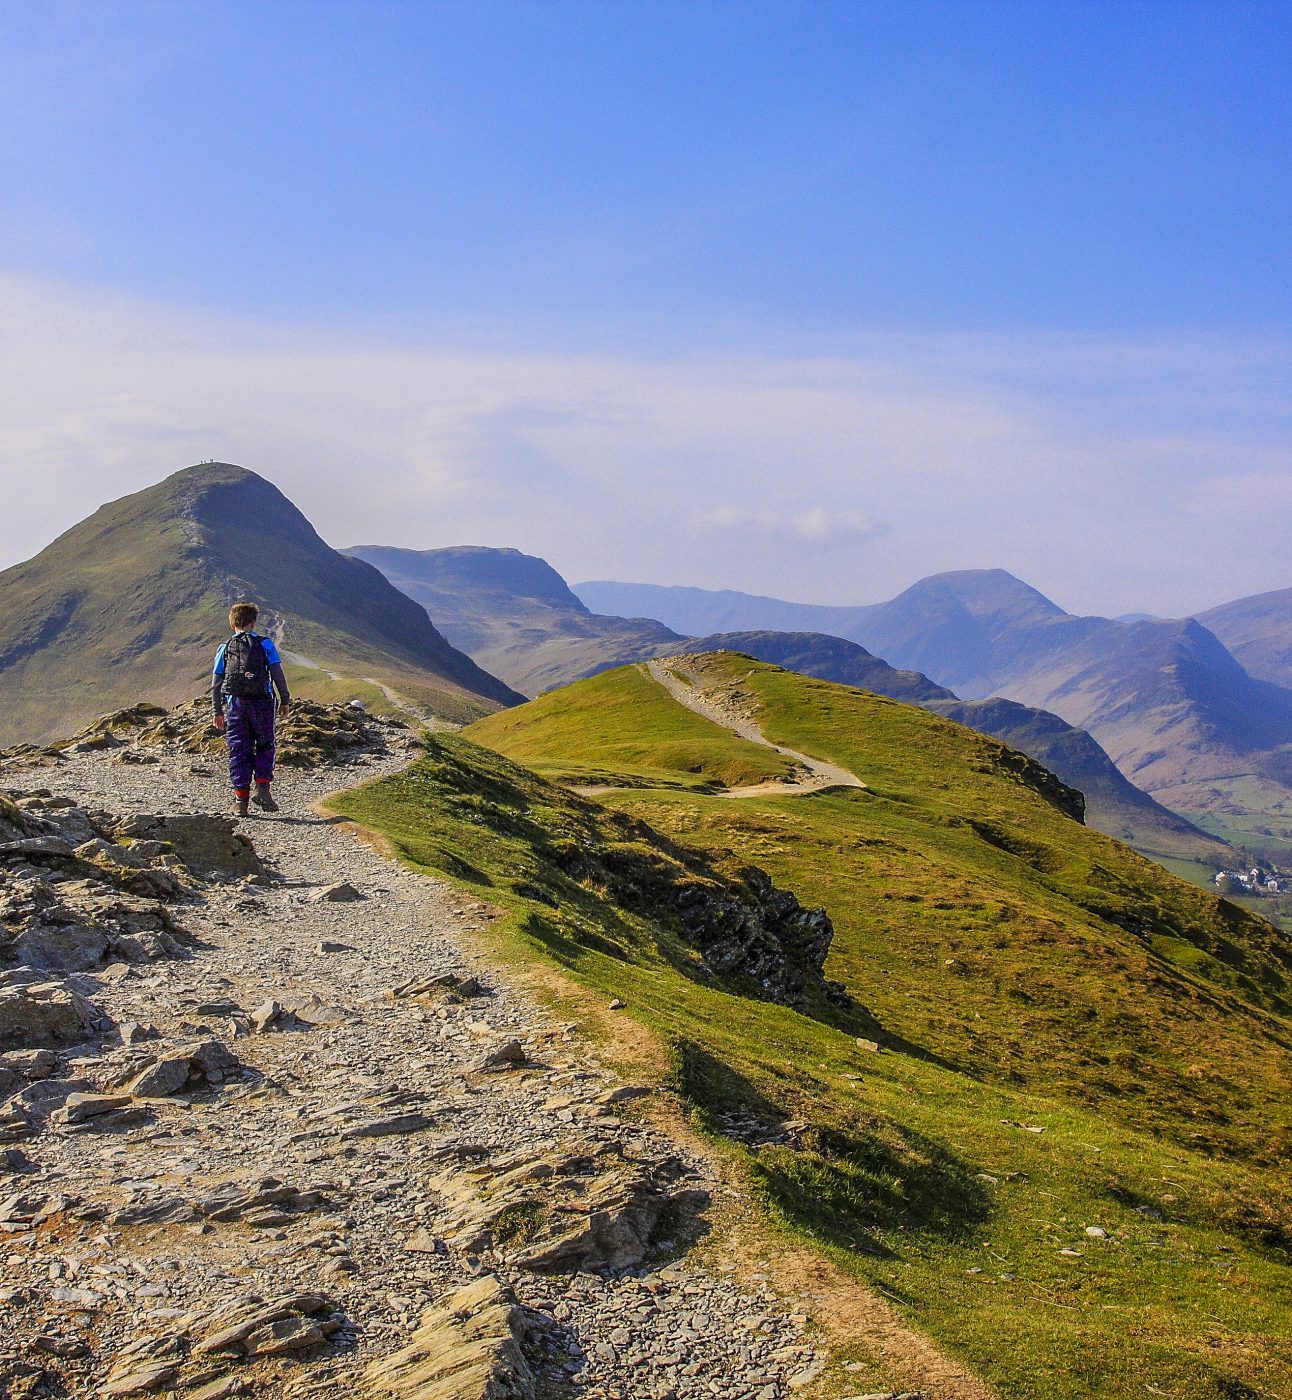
[673,1041,993,1258]
[523,909,631,966]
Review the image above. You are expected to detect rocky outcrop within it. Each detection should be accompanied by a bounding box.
[424,1144,708,1275]
[96,1292,347,1396]
[669,866,839,1009]
[550,818,844,1011]
[0,974,102,1051]
[364,1276,536,1400]
[0,791,199,974]
[112,813,259,880]
[46,697,417,771]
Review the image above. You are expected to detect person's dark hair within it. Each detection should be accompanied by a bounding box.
[229,601,259,630]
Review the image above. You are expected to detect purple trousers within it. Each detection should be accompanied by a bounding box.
[225,696,276,790]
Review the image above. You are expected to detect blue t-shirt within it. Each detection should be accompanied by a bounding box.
[213,632,282,699]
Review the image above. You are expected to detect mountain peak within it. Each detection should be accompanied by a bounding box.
[894,568,1068,621]
[0,465,519,743]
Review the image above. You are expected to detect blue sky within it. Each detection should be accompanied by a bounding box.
[1,1,1290,613]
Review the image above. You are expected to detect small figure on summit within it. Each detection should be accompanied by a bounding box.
[212,602,291,817]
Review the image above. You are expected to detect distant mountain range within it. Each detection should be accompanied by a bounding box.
[0,464,519,745]
[578,573,1292,859]
[4,465,1283,868]
[580,569,1070,697]
[344,545,680,697]
[351,545,1227,863]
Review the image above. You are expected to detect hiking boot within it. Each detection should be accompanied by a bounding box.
[233,792,250,818]
[252,784,279,813]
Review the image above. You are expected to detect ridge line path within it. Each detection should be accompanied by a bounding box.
[645,658,867,799]
[276,645,443,728]
[2,738,833,1398]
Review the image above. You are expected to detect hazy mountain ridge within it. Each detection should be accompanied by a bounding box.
[0,465,520,745]
[1196,584,1292,690]
[350,546,1224,864]
[345,544,684,697]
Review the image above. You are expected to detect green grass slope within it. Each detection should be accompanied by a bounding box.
[925,695,1229,865]
[470,662,798,791]
[335,684,1291,1397]
[392,655,1292,1399]
[346,544,682,697]
[0,464,520,744]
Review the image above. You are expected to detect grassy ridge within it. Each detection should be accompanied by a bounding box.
[474,663,797,790]
[336,658,1292,1398]
[473,658,1292,1138]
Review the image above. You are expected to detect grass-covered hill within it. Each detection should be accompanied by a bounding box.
[670,629,954,706]
[345,543,682,697]
[665,630,1229,867]
[0,464,521,745]
[334,654,1291,1399]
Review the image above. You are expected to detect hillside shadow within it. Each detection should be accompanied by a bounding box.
[673,1041,993,1258]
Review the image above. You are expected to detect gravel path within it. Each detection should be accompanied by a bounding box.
[645,659,866,798]
[1,739,831,1399]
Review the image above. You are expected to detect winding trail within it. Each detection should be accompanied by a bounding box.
[277,646,442,728]
[645,656,866,799]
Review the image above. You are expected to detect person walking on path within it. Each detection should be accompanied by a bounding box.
[212,602,291,817]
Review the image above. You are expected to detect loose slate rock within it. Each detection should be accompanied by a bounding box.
[194,1292,336,1356]
[119,1038,240,1097]
[101,1362,179,1395]
[310,882,362,903]
[0,979,100,1049]
[113,814,261,880]
[477,1040,527,1072]
[54,1091,133,1125]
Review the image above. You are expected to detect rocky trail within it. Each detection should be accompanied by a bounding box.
[0,706,851,1400]
[644,660,866,799]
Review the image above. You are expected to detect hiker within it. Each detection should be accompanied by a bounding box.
[212,602,291,816]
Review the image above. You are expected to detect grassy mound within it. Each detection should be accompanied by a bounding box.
[473,662,797,791]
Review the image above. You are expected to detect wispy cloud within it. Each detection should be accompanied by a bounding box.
[692,505,887,544]
[0,272,1288,616]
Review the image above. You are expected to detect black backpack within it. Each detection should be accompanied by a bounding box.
[222,633,271,699]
